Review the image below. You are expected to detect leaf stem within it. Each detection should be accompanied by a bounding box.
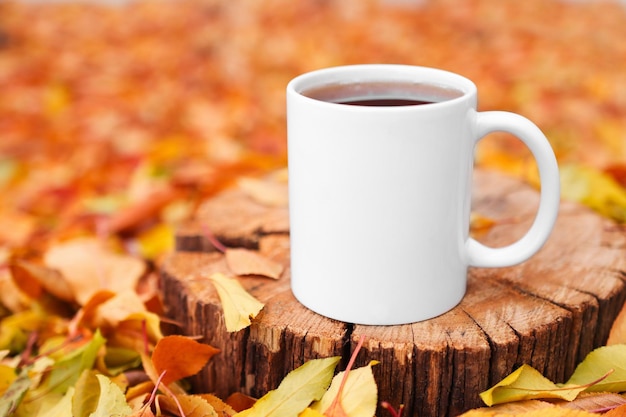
[202,224,227,253]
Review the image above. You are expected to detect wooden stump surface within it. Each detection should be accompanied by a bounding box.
[161,169,626,417]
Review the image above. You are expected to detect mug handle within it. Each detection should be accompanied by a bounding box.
[467,111,560,267]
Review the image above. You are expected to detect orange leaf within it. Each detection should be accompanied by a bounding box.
[225,248,284,279]
[10,259,73,301]
[152,335,220,386]
[226,392,257,412]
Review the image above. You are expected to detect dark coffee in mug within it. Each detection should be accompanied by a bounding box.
[301,81,464,106]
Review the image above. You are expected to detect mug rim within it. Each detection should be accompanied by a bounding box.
[287,64,477,110]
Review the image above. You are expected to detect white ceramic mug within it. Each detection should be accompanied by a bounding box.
[286,64,560,325]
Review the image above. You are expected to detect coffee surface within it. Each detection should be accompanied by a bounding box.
[337,98,434,106]
[302,81,463,106]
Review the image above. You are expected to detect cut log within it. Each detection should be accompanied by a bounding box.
[161,169,626,417]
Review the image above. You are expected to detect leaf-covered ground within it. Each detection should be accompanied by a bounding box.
[0,0,626,416]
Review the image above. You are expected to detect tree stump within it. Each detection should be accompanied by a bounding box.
[161,169,626,417]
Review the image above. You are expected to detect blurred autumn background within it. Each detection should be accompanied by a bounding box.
[0,0,625,414]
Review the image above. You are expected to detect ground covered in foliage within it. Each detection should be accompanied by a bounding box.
[0,0,625,415]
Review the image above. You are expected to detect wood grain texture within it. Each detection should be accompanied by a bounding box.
[162,169,626,417]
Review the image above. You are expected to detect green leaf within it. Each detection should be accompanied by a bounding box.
[0,368,31,417]
[45,329,107,394]
[479,364,585,406]
[103,346,142,375]
[566,344,626,392]
[236,356,341,417]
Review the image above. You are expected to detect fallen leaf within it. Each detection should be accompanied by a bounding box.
[460,407,599,417]
[237,177,288,207]
[560,164,626,223]
[470,212,497,237]
[109,311,164,353]
[457,399,556,416]
[607,302,626,345]
[0,368,30,416]
[92,289,147,331]
[225,248,284,279]
[89,374,133,417]
[152,335,220,386]
[208,273,264,332]
[236,356,341,417]
[226,392,257,412]
[311,361,378,417]
[300,408,326,417]
[38,386,75,417]
[157,393,218,417]
[479,365,585,406]
[605,164,626,188]
[43,329,107,395]
[561,392,626,413]
[72,370,100,417]
[43,237,146,305]
[105,186,180,234]
[604,402,626,417]
[197,393,237,416]
[565,345,626,392]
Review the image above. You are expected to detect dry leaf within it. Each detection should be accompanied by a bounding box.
[156,394,218,417]
[92,289,147,331]
[237,177,288,207]
[226,392,257,412]
[208,272,264,332]
[225,248,284,279]
[236,356,340,417]
[479,365,585,406]
[607,302,626,345]
[562,392,626,413]
[560,164,626,223]
[152,335,220,386]
[197,394,237,416]
[311,361,378,417]
[604,402,626,417]
[43,237,146,305]
[565,345,626,393]
[458,400,556,416]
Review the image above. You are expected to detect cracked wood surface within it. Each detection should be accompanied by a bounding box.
[161,169,626,417]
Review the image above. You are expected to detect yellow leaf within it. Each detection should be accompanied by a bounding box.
[236,356,340,417]
[89,374,133,417]
[565,345,626,393]
[208,273,264,332]
[0,364,16,396]
[136,223,174,261]
[479,365,585,406]
[299,408,326,417]
[157,394,218,417]
[311,361,378,417]
[225,248,284,279]
[560,164,626,223]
